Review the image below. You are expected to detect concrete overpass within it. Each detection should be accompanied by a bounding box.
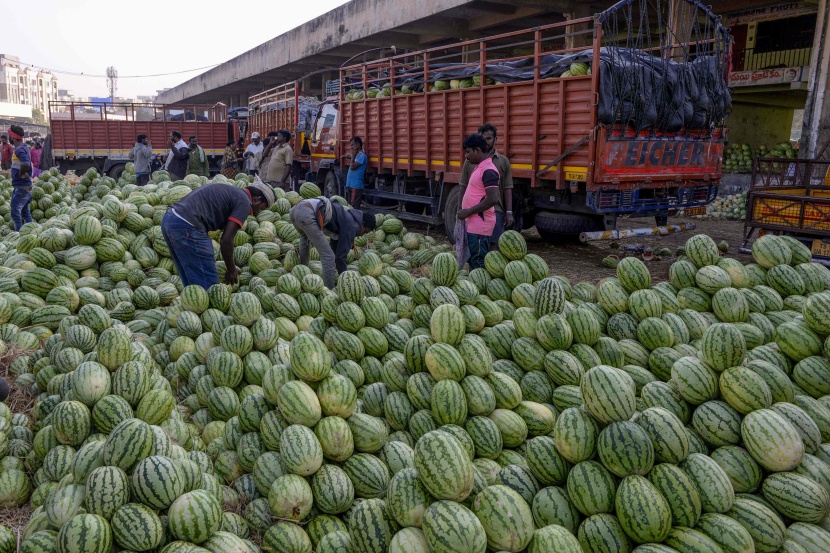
[156,0,604,106]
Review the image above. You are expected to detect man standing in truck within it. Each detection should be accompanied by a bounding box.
[458,123,513,247]
[458,133,501,270]
[343,136,367,208]
[8,125,33,231]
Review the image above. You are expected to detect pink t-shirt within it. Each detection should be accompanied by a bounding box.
[461,157,499,236]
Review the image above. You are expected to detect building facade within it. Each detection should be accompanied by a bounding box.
[0,54,58,121]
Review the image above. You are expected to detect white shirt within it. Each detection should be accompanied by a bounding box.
[244,142,264,171]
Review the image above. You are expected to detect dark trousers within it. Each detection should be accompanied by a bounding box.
[161,211,220,289]
[490,211,505,249]
[11,187,33,231]
[468,233,490,270]
[136,173,150,186]
[347,187,364,208]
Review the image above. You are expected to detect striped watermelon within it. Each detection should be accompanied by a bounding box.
[726,495,787,553]
[110,503,164,551]
[414,430,474,502]
[56,514,112,553]
[168,489,222,544]
[581,365,636,425]
[422,500,486,553]
[680,453,735,514]
[686,234,721,267]
[349,498,398,553]
[84,466,129,519]
[471,485,535,552]
[752,234,792,269]
[741,408,804,471]
[615,475,672,543]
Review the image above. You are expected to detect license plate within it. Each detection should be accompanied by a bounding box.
[811,239,830,258]
[684,206,706,216]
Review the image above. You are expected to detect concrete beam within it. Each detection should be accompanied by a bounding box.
[801,0,830,158]
[157,0,473,104]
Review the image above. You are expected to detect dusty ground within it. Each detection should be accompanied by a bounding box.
[523,216,752,284]
[418,216,751,284]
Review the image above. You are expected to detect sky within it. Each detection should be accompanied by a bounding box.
[2,0,352,100]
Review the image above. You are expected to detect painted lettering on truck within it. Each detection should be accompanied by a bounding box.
[619,141,706,167]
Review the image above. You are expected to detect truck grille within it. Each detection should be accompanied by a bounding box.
[589,185,715,213]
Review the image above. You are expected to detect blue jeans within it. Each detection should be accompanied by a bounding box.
[160,211,219,289]
[10,188,33,231]
[491,211,506,249]
[468,233,490,270]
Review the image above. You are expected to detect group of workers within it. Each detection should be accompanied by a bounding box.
[163,122,512,291]
[129,131,211,184]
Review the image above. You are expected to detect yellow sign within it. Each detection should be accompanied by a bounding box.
[564,166,588,182]
[811,239,830,258]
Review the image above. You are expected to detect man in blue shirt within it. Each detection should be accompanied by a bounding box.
[8,125,33,231]
[343,136,367,207]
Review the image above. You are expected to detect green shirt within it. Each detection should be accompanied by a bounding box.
[187,147,210,177]
[459,149,513,213]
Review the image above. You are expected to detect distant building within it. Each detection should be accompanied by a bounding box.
[0,54,58,121]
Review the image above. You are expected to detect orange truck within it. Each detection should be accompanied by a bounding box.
[254,0,731,237]
[48,102,248,180]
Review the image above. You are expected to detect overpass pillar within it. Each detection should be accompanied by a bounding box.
[801,0,830,158]
[565,4,591,49]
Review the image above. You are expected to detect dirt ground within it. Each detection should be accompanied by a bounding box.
[522,216,753,284]
[418,216,752,284]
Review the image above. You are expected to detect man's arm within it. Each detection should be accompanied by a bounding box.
[457,160,471,212]
[201,152,210,175]
[332,238,350,273]
[173,146,190,160]
[220,220,241,284]
[502,158,514,226]
[459,186,499,218]
[282,149,294,185]
[17,148,31,178]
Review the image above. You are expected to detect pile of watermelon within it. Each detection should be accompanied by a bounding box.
[0,166,828,553]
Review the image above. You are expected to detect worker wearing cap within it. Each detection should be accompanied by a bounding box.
[244,133,264,175]
[161,181,276,288]
[289,197,376,289]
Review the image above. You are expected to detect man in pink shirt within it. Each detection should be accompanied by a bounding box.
[457,133,501,269]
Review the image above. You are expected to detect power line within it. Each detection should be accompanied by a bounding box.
[28,63,221,79]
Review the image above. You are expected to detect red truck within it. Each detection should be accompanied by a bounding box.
[48,102,248,180]
[248,0,730,238]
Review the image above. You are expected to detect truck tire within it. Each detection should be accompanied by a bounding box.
[444,185,460,242]
[323,171,339,198]
[534,211,605,241]
[108,165,125,181]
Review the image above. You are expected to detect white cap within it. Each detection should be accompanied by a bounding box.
[250,132,261,139]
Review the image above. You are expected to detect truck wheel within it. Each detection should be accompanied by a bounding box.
[534,211,605,241]
[108,165,125,181]
[444,185,460,242]
[323,171,339,198]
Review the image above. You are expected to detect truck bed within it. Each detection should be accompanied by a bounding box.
[49,103,231,159]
